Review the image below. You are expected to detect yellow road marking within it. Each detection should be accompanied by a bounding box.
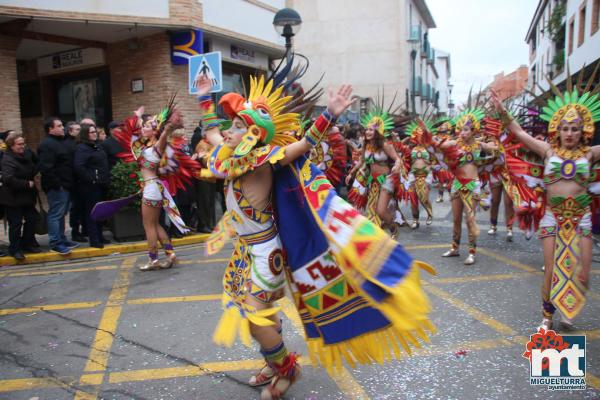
[425,284,516,336]
[127,294,221,304]
[428,272,539,284]
[587,374,600,391]
[79,374,104,386]
[84,258,135,373]
[7,265,118,277]
[0,301,102,316]
[413,337,515,358]
[0,376,76,392]
[179,258,229,265]
[405,244,449,250]
[477,249,538,273]
[109,358,311,384]
[278,297,371,400]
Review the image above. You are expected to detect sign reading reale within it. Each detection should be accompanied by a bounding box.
[38,48,105,76]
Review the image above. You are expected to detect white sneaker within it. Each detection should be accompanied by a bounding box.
[487,226,497,235]
[506,229,513,242]
[442,248,460,257]
[537,318,552,331]
[464,254,475,265]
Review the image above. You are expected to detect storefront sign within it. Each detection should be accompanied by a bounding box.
[37,48,105,76]
[230,45,255,63]
[171,29,204,65]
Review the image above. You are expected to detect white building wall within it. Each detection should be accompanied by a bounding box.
[435,50,451,115]
[528,0,600,95]
[200,0,284,45]
[289,0,409,109]
[0,0,170,18]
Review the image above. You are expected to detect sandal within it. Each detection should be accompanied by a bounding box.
[260,364,301,400]
[162,253,177,269]
[249,364,275,387]
[139,259,163,271]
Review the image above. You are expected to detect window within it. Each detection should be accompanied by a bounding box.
[592,0,599,34]
[578,4,586,46]
[568,17,575,54]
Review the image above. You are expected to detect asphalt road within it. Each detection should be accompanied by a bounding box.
[0,198,599,400]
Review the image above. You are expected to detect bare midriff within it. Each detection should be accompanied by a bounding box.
[238,164,273,212]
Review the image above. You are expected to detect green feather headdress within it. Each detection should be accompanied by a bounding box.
[528,62,600,144]
[360,107,395,137]
[452,108,486,133]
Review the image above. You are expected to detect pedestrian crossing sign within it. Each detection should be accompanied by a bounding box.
[189,51,222,94]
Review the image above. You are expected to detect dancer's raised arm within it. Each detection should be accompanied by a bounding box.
[279,84,355,165]
[489,88,549,158]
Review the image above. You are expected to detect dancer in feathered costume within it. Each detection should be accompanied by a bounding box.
[92,100,199,270]
[310,124,347,189]
[432,118,455,203]
[490,64,600,330]
[195,72,435,399]
[346,105,405,235]
[400,118,436,229]
[435,107,500,265]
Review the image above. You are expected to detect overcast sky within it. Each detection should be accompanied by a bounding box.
[427,0,539,106]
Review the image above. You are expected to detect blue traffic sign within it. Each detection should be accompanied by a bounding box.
[189,51,223,94]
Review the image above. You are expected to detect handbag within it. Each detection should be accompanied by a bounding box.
[34,192,48,235]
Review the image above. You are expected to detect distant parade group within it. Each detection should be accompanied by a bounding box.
[85,56,599,399]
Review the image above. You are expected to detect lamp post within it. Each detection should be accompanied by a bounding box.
[273,8,302,66]
[408,40,419,114]
[447,82,454,117]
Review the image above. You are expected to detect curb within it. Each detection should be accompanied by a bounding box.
[0,234,210,267]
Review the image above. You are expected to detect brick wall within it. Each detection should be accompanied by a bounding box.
[0,0,203,29]
[489,65,529,101]
[107,32,200,136]
[0,35,22,135]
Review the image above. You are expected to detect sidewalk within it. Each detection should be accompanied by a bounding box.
[0,224,209,266]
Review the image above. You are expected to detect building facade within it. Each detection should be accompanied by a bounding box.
[288,0,450,119]
[0,0,286,147]
[487,65,529,102]
[526,0,600,97]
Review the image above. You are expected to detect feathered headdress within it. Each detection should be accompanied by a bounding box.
[432,117,454,136]
[360,89,403,137]
[529,62,600,144]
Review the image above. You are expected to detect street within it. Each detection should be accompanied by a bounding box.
[1,200,599,400]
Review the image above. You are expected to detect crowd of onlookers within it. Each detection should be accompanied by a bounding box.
[0,116,225,261]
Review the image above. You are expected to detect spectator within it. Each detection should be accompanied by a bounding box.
[38,116,78,255]
[101,121,123,169]
[97,127,107,142]
[0,133,40,260]
[64,121,87,243]
[190,123,216,233]
[74,124,110,248]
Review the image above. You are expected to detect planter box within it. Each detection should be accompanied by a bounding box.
[110,207,145,242]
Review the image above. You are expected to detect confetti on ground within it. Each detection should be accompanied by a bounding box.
[454,349,468,360]
[25,313,37,317]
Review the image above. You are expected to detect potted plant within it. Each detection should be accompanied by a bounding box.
[107,161,145,241]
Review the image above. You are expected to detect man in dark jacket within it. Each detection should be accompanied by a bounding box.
[190,123,216,233]
[37,117,78,254]
[101,121,124,169]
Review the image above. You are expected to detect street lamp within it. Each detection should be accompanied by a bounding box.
[447,82,455,117]
[408,39,419,114]
[273,8,302,65]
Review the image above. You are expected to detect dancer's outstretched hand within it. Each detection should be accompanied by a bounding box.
[488,89,506,114]
[326,84,356,117]
[195,75,213,97]
[134,106,145,118]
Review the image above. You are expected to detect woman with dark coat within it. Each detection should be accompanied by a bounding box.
[0,133,39,260]
[73,124,110,248]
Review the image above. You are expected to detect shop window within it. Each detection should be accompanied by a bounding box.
[592,0,599,34]
[18,80,42,118]
[578,4,586,46]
